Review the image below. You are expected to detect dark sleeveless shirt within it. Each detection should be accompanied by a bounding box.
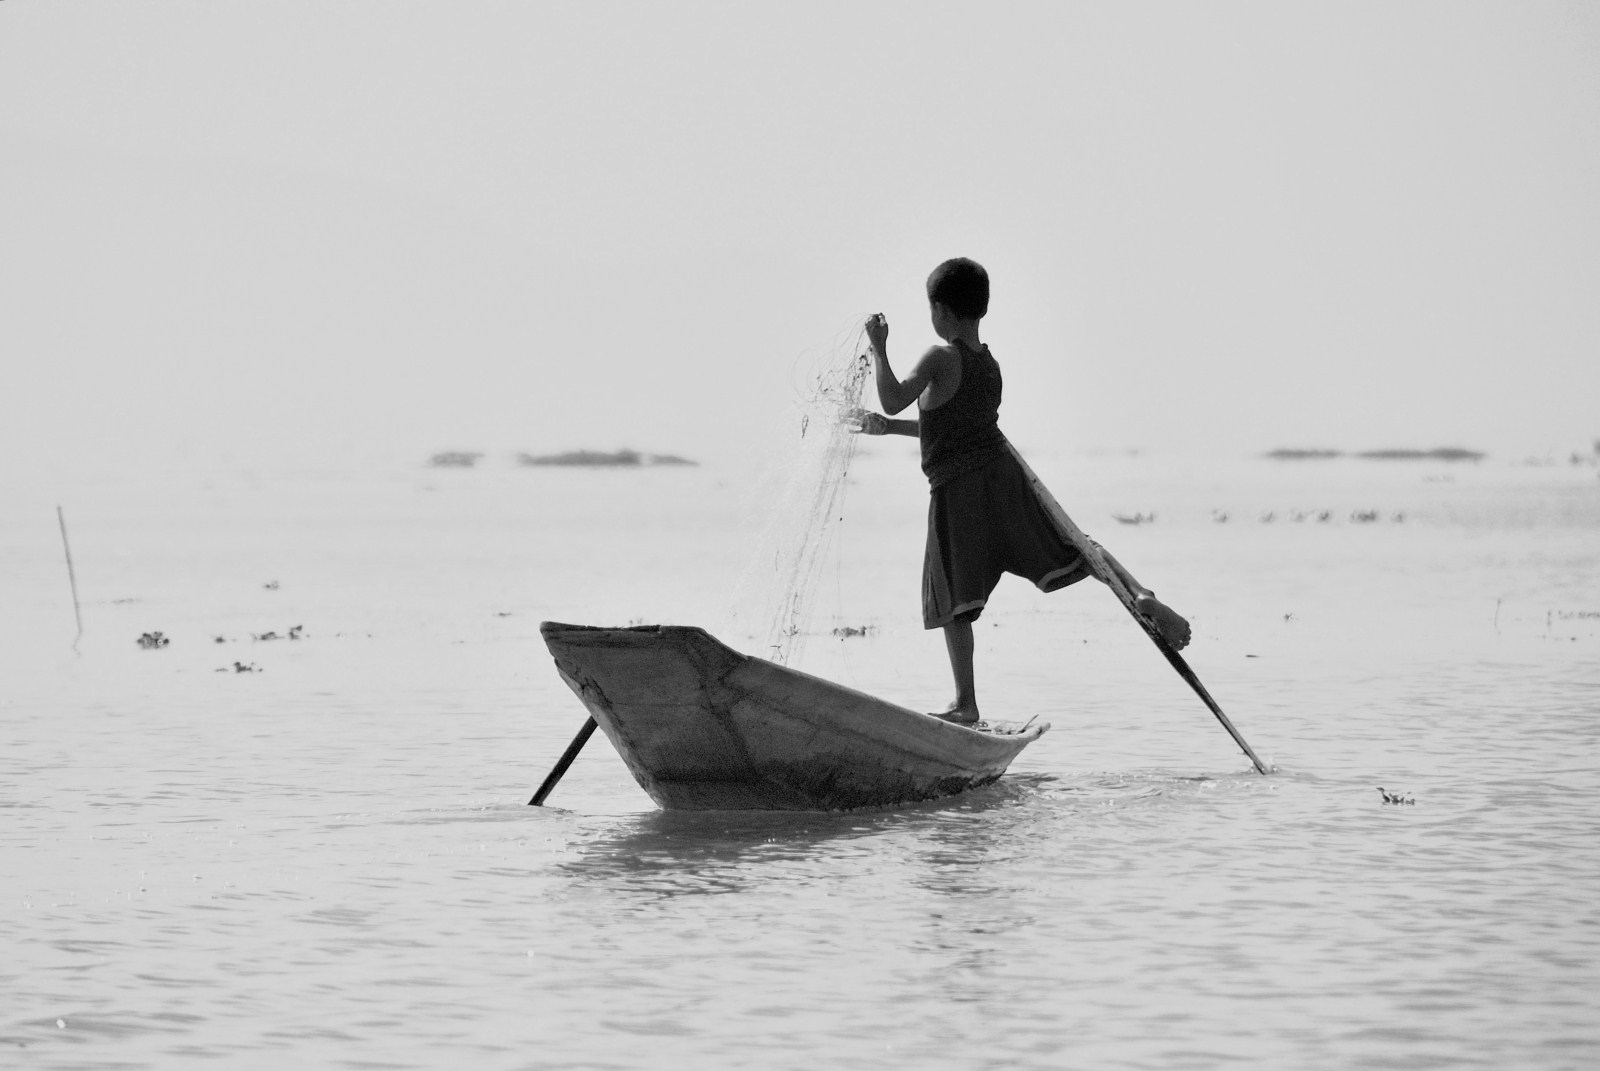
[919,339,1009,488]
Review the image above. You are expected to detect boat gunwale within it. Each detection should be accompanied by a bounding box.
[539,621,1050,745]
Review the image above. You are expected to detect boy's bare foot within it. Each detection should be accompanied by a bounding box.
[931,704,981,726]
[1135,594,1192,650]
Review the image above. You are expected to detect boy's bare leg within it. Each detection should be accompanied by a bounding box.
[936,618,981,724]
[1096,548,1192,650]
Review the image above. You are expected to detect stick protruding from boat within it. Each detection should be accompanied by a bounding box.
[529,717,599,806]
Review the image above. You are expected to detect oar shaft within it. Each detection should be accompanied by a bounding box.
[1151,636,1270,774]
[529,717,599,806]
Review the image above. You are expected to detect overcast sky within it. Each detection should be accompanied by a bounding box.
[3,1,1597,477]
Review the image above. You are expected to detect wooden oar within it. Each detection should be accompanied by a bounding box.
[528,717,599,805]
[1006,444,1270,775]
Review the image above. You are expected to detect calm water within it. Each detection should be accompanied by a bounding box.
[3,447,1598,1069]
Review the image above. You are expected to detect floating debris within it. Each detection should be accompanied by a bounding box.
[1377,787,1415,806]
[136,631,169,650]
[830,625,875,638]
[1350,510,1380,523]
[263,580,280,591]
[1210,510,1229,523]
[1112,512,1154,525]
[429,451,483,468]
[253,631,279,642]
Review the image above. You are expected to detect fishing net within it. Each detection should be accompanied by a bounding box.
[731,321,872,667]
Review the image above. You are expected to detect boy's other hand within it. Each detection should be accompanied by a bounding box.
[846,408,888,435]
[865,313,889,351]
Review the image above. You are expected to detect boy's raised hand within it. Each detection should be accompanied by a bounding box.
[865,313,889,351]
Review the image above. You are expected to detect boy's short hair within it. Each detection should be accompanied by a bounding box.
[926,258,989,320]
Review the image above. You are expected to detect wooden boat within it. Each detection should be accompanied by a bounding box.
[539,621,1050,811]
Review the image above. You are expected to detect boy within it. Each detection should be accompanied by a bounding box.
[855,257,1191,724]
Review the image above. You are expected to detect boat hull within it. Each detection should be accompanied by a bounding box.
[540,622,1050,811]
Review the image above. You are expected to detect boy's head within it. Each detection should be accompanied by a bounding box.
[926,258,989,321]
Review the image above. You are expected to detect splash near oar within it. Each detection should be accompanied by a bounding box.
[1005,443,1272,775]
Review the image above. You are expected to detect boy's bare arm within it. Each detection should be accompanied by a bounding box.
[847,410,918,437]
[865,313,951,415]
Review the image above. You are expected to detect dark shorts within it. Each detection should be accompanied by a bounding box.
[922,451,1093,629]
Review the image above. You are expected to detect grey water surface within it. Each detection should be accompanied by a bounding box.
[4,450,1597,1069]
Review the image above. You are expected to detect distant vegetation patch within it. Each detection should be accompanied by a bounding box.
[1356,448,1484,461]
[1264,448,1342,460]
[1265,447,1485,462]
[516,449,697,468]
[429,451,483,468]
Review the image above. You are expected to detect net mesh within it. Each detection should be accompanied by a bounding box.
[732,322,872,667]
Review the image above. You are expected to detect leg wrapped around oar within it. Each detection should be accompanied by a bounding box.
[1005,443,1270,775]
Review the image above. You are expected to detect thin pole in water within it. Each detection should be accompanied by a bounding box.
[57,506,83,651]
[529,717,599,806]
